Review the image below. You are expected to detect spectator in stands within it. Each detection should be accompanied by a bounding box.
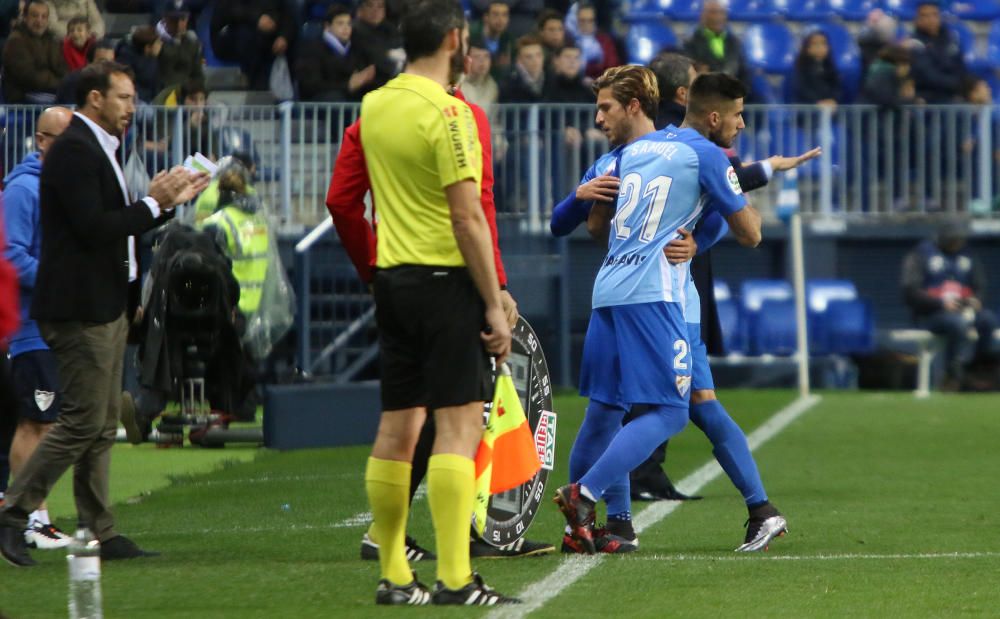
[536,9,566,66]
[500,33,545,103]
[61,15,94,72]
[792,30,842,108]
[156,1,205,93]
[543,43,591,104]
[471,0,545,39]
[462,37,499,123]
[351,0,403,94]
[683,0,751,92]
[210,0,295,91]
[1,0,67,104]
[55,37,112,103]
[857,8,897,73]
[45,0,103,40]
[296,4,375,102]
[470,1,514,82]
[902,220,998,387]
[117,26,163,103]
[910,0,965,104]
[860,44,918,108]
[567,2,619,80]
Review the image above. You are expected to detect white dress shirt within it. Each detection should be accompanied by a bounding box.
[74,112,161,282]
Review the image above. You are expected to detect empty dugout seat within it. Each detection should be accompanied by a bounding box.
[754,299,798,355]
[742,23,796,74]
[626,20,678,64]
[831,0,882,21]
[740,279,793,355]
[824,299,875,354]
[713,280,745,354]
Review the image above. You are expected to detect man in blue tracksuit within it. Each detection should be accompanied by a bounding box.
[0,106,73,550]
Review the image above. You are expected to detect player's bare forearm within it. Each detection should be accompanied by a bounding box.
[446,180,502,310]
[726,203,762,248]
[587,203,613,246]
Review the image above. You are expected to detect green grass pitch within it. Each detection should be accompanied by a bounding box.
[2,389,999,617]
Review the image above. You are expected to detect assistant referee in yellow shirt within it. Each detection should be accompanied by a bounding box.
[359,0,518,606]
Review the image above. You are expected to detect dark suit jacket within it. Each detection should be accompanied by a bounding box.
[32,115,161,324]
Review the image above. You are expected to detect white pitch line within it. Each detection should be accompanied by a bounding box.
[486,394,822,619]
[624,551,1000,562]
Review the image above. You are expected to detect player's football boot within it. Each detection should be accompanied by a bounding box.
[553,484,596,554]
[594,519,638,554]
[360,532,436,561]
[432,572,520,605]
[470,535,555,558]
[24,522,72,550]
[375,572,432,605]
[736,503,787,552]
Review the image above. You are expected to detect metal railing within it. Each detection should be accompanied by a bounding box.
[4,102,997,226]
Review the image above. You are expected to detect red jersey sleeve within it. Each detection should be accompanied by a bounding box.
[0,213,21,343]
[458,92,507,288]
[325,119,377,284]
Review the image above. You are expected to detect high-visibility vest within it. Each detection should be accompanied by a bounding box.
[201,206,269,315]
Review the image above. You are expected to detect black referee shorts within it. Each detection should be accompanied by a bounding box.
[373,265,492,411]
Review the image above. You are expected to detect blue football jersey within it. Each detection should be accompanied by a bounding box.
[581,149,620,184]
[592,126,748,309]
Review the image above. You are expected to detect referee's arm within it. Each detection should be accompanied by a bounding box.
[446,180,511,363]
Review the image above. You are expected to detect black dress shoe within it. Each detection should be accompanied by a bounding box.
[100,535,160,561]
[0,524,36,567]
[630,472,703,502]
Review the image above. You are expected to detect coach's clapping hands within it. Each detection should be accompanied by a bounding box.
[149,167,211,210]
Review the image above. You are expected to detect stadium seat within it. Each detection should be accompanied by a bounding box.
[883,0,915,20]
[804,22,862,102]
[806,279,858,313]
[989,21,1000,64]
[830,0,882,21]
[949,20,991,76]
[824,299,875,354]
[742,23,796,74]
[785,0,835,21]
[750,70,778,104]
[626,20,678,64]
[717,297,745,354]
[197,3,240,69]
[949,0,1000,21]
[727,0,785,22]
[740,279,794,355]
[714,279,732,302]
[658,0,703,21]
[753,299,798,355]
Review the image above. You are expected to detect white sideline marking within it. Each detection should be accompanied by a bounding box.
[486,394,822,619]
[330,482,427,530]
[626,551,1000,562]
[181,473,358,487]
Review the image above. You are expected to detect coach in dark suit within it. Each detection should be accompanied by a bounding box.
[0,61,208,567]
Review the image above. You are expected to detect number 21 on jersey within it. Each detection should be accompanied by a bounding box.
[612,172,674,243]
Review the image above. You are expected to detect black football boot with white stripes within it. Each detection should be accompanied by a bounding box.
[432,572,521,606]
[375,572,432,605]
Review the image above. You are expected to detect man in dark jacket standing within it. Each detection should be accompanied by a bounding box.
[210,0,294,90]
[350,0,403,94]
[156,1,205,92]
[1,0,66,103]
[0,62,208,568]
[910,0,965,103]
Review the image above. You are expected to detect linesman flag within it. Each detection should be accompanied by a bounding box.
[472,364,542,535]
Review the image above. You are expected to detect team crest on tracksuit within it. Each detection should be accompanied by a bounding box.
[675,375,691,398]
[34,390,55,412]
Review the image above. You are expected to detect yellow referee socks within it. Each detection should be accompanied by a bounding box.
[365,457,413,586]
[427,453,475,591]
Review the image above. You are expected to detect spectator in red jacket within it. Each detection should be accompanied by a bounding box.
[568,3,619,80]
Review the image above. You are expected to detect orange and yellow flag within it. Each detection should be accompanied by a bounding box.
[472,365,542,535]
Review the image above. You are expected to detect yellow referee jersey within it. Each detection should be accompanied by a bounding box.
[360,73,482,269]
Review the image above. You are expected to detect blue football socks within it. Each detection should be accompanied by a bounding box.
[690,399,768,506]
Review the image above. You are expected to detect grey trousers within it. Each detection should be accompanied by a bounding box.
[0,314,127,542]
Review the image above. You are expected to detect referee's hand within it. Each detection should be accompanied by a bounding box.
[482,306,512,365]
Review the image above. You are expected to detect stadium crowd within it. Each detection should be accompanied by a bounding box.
[0,0,995,108]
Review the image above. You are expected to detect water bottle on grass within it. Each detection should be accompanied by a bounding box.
[67,528,103,619]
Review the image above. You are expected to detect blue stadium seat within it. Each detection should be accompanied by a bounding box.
[806,279,858,314]
[740,279,793,355]
[717,297,745,354]
[883,0,915,20]
[750,70,778,104]
[626,20,678,64]
[804,22,862,102]
[727,0,785,22]
[830,0,882,21]
[950,0,1000,21]
[659,0,703,21]
[989,21,1000,63]
[824,299,875,354]
[742,23,796,74]
[949,20,991,76]
[753,299,798,355]
[714,279,732,302]
[785,0,835,21]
